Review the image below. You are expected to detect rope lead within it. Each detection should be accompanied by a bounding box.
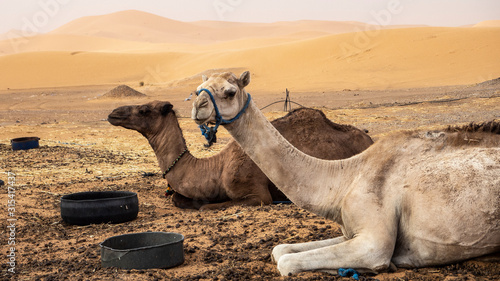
[338,268,360,280]
[197,88,251,147]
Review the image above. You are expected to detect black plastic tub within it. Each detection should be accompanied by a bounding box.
[11,137,40,151]
[60,191,138,225]
[100,232,184,269]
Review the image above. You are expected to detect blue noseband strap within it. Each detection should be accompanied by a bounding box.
[197,88,251,147]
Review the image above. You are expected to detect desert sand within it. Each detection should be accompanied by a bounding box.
[0,10,499,280]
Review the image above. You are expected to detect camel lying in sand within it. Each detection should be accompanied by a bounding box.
[108,101,373,210]
[191,71,500,275]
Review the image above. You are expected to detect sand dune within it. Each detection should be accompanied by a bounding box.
[49,10,211,44]
[0,34,163,55]
[49,10,383,44]
[0,29,36,41]
[0,10,433,55]
[2,10,412,54]
[474,20,500,27]
[190,19,385,39]
[0,10,390,55]
[0,32,327,55]
[1,26,499,92]
[0,10,498,92]
[163,26,500,91]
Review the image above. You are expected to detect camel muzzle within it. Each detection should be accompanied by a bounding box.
[194,88,252,147]
[108,107,132,125]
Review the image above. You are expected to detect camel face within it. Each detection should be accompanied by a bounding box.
[108,101,174,135]
[192,71,250,126]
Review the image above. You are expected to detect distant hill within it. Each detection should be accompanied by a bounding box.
[47,10,387,44]
[0,10,498,91]
[49,10,207,44]
[100,85,146,99]
[474,20,500,27]
[1,26,499,91]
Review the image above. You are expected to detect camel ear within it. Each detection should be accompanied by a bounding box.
[202,75,208,82]
[161,103,173,116]
[238,71,250,88]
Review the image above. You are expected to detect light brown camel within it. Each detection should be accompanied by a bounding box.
[191,71,500,276]
[108,100,373,210]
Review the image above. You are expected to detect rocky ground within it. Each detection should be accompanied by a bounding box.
[0,80,499,280]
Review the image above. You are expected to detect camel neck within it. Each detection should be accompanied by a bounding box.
[146,116,191,175]
[145,115,226,200]
[225,101,355,218]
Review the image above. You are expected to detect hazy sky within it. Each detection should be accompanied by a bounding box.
[1,0,499,34]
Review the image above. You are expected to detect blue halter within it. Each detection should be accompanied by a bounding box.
[197,88,252,147]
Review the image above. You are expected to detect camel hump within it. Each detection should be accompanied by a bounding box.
[271,107,373,159]
[274,108,357,133]
[447,120,500,135]
[442,120,500,147]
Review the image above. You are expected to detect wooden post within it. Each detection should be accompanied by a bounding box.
[285,89,291,112]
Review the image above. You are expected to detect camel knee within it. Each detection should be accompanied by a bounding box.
[236,194,271,207]
[171,193,204,210]
[369,260,391,273]
[357,253,393,273]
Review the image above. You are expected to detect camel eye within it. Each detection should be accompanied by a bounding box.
[139,106,151,115]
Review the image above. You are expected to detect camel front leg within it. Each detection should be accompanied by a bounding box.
[276,235,394,276]
[171,192,207,210]
[199,195,271,211]
[272,236,346,263]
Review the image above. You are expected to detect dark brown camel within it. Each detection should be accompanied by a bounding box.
[108,101,373,210]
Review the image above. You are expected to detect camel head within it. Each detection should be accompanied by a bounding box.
[191,71,251,126]
[108,100,175,136]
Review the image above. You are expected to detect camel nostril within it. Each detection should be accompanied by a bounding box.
[200,100,208,108]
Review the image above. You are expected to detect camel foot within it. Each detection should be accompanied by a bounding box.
[276,254,301,276]
[272,244,293,264]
